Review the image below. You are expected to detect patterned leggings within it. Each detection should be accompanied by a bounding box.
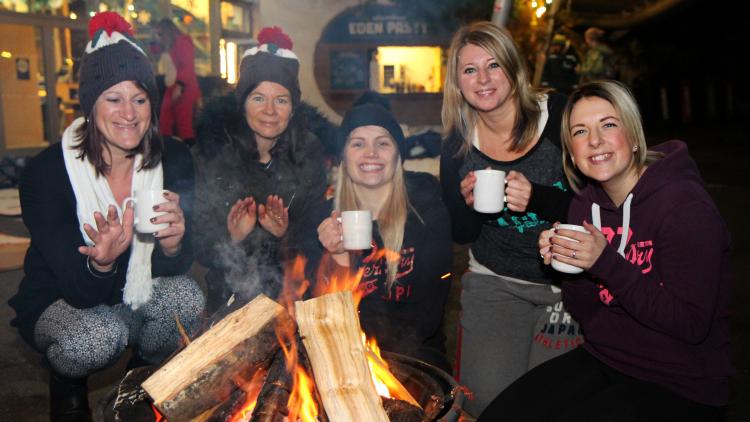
[34,275,205,378]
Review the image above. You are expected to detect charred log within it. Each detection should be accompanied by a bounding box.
[382,397,426,422]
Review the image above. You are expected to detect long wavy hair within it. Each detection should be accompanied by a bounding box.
[442,21,543,155]
[334,135,410,291]
[73,80,163,175]
[561,80,662,192]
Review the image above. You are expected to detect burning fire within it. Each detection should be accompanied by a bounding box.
[287,365,318,422]
[228,368,268,422]
[227,252,419,421]
[364,335,420,406]
[278,257,320,422]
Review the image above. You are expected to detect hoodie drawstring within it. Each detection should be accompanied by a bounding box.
[591,192,633,258]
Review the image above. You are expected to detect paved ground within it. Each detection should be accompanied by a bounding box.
[0,123,747,421]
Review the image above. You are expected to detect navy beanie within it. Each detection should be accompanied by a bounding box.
[337,103,406,157]
[78,12,157,116]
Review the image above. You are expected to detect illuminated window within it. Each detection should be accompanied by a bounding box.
[371,46,443,94]
[220,1,251,32]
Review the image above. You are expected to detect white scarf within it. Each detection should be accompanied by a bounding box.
[62,117,163,309]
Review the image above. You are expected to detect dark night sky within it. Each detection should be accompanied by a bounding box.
[611,0,748,125]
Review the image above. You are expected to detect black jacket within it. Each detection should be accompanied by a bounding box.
[191,94,329,307]
[316,172,453,372]
[9,137,195,349]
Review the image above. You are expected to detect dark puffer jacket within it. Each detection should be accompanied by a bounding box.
[192,94,329,311]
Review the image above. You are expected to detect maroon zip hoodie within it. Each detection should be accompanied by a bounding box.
[563,140,733,406]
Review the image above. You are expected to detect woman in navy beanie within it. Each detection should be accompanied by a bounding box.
[316,103,454,372]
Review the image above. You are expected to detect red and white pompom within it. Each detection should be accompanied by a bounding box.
[85,11,145,55]
[88,11,134,38]
[242,26,297,61]
[257,26,293,50]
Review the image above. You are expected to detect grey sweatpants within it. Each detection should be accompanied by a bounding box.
[34,275,205,378]
[459,271,570,417]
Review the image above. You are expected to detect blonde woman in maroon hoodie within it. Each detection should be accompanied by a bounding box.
[479,81,732,422]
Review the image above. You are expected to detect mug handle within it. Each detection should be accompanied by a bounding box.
[122,197,139,225]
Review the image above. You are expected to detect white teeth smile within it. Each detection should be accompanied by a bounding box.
[114,123,137,128]
[591,153,611,162]
[360,164,383,171]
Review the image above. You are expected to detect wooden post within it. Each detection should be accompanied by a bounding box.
[295,291,389,422]
[142,295,295,421]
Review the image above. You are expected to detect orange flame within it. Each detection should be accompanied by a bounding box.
[150,403,165,422]
[228,367,267,422]
[287,364,318,422]
[364,335,420,407]
[270,255,319,421]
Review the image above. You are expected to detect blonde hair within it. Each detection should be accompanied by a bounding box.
[561,80,662,192]
[334,143,409,291]
[442,21,543,155]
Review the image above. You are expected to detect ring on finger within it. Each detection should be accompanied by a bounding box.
[571,251,577,259]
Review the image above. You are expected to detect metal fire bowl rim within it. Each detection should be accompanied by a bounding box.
[382,351,464,421]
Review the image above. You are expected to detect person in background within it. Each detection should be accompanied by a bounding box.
[578,26,616,84]
[540,33,580,95]
[317,104,453,372]
[8,12,203,421]
[156,18,201,145]
[480,80,732,421]
[192,27,327,314]
[440,21,574,416]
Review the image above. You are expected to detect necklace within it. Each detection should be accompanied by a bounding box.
[262,158,273,170]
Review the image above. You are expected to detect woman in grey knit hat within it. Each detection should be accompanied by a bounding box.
[8,12,204,421]
[191,26,328,314]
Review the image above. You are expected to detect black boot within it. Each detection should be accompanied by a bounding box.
[49,371,92,422]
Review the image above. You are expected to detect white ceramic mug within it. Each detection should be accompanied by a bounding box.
[551,224,589,274]
[340,210,372,250]
[473,169,506,213]
[122,189,169,234]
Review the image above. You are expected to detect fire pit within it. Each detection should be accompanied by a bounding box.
[99,351,463,422]
[382,352,464,422]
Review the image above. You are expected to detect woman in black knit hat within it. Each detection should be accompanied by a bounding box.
[8,12,204,421]
[316,103,454,372]
[191,27,328,314]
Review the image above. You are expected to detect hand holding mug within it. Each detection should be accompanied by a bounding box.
[258,195,289,238]
[459,171,477,206]
[505,170,532,212]
[317,211,349,266]
[227,197,257,244]
[152,190,185,256]
[318,211,345,254]
[549,221,608,272]
[78,204,135,271]
[538,222,558,266]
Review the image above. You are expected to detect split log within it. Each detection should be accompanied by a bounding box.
[295,291,389,422]
[142,294,295,421]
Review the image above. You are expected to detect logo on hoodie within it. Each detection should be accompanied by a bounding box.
[598,225,655,305]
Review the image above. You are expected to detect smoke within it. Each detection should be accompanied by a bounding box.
[213,229,284,310]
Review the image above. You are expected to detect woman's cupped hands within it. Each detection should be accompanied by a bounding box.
[227,195,288,243]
